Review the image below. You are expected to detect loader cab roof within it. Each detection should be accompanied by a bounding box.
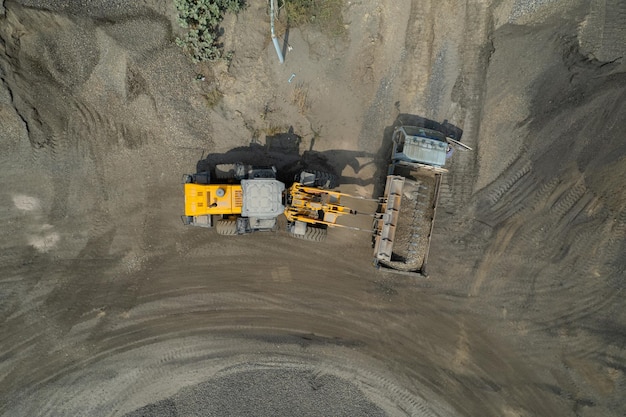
[240,179,285,219]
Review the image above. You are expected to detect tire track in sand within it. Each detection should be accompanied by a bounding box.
[471,166,623,336]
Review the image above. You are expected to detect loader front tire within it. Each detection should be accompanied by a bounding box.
[314,170,339,189]
[297,170,339,189]
[289,226,327,242]
[216,219,238,236]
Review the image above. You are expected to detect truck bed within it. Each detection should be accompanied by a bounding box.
[374,168,441,275]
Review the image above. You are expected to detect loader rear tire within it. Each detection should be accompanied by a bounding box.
[216,219,237,236]
[215,164,236,180]
[289,226,327,242]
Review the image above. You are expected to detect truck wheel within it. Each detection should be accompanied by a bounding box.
[216,219,237,235]
[289,226,327,242]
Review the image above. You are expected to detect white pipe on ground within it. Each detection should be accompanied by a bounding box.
[269,0,284,63]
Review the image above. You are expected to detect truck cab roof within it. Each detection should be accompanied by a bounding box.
[393,126,448,168]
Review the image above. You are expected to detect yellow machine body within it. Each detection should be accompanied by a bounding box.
[284,183,357,227]
[184,183,243,216]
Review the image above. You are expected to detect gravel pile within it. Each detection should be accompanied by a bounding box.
[125,368,386,417]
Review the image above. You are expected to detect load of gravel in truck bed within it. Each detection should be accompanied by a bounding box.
[379,172,437,272]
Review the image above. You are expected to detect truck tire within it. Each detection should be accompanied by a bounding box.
[216,219,237,235]
[289,226,327,242]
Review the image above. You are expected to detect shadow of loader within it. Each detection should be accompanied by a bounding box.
[194,127,375,188]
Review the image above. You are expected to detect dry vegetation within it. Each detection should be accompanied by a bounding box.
[280,0,346,36]
[291,82,310,115]
[204,88,223,108]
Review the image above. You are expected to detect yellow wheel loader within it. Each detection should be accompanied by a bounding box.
[182,163,284,235]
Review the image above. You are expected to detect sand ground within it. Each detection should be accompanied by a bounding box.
[1,0,625,416]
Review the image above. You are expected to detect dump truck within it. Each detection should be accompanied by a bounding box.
[373,124,468,276]
[182,163,284,235]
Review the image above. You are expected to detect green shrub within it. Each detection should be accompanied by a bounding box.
[174,0,246,62]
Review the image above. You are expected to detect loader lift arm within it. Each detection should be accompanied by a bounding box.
[284,183,358,228]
